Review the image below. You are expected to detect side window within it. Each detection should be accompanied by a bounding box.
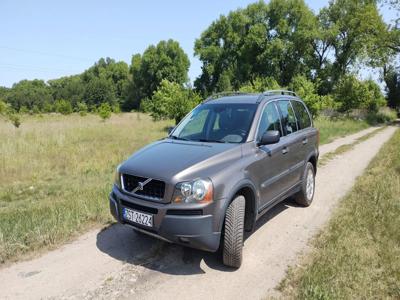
[277,100,298,135]
[257,102,282,141]
[291,100,311,129]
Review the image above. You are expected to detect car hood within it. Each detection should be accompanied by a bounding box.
[119,139,240,181]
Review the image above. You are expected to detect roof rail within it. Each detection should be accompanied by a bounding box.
[202,91,254,103]
[262,90,297,97]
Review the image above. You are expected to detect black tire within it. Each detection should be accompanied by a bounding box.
[222,195,245,268]
[294,162,315,207]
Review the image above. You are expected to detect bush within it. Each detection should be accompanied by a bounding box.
[0,99,8,115]
[142,79,201,124]
[19,106,29,114]
[76,102,88,116]
[98,102,112,121]
[9,113,21,128]
[31,105,40,114]
[333,75,385,113]
[54,99,73,115]
[363,80,386,113]
[112,104,121,114]
[366,107,397,124]
[43,102,54,113]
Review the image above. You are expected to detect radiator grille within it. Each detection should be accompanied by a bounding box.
[121,174,165,200]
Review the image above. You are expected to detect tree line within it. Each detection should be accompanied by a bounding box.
[0,0,399,124]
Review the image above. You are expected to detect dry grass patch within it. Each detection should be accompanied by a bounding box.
[0,113,172,264]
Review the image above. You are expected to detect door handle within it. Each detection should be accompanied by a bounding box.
[282,146,289,154]
[302,138,308,145]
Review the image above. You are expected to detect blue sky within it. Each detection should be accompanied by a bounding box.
[0,0,396,87]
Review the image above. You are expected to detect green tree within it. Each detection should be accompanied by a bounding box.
[142,80,200,124]
[239,77,281,93]
[6,79,53,111]
[320,0,389,88]
[0,87,8,99]
[81,57,129,103]
[194,0,318,95]
[83,77,116,107]
[98,102,112,121]
[124,39,190,110]
[383,65,400,109]
[48,75,84,108]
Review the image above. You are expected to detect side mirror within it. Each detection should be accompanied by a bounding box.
[168,126,175,134]
[258,130,280,146]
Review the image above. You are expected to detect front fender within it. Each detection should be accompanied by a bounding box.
[216,178,259,232]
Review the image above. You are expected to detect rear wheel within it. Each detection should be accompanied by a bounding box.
[222,195,245,268]
[294,162,315,207]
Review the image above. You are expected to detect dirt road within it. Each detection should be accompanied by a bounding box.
[0,126,397,300]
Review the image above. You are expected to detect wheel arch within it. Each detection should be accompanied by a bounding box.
[221,180,258,232]
[306,151,318,175]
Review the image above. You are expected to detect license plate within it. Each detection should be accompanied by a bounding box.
[123,208,153,227]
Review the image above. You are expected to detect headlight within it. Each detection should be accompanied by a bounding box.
[114,165,122,188]
[173,179,213,203]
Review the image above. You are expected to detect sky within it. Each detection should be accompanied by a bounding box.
[0,0,397,88]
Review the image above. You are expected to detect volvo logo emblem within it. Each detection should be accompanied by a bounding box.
[137,182,145,191]
[132,178,152,194]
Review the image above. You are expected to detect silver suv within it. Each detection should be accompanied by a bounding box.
[109,90,319,268]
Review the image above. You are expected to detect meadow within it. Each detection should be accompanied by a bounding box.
[0,113,372,264]
[0,113,172,263]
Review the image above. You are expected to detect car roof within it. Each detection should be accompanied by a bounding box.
[204,91,300,105]
[205,94,261,105]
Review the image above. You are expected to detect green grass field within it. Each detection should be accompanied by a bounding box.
[0,113,372,264]
[279,129,400,299]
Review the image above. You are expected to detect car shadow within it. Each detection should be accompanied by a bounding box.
[96,198,297,275]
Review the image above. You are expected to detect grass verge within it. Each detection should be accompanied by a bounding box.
[314,116,370,145]
[278,128,400,299]
[318,126,386,166]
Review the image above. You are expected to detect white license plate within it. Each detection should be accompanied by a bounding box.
[123,208,153,227]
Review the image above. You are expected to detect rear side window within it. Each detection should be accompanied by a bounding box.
[257,102,282,141]
[291,100,311,129]
[277,100,298,135]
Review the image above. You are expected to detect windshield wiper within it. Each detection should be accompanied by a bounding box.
[169,135,190,141]
[197,139,227,143]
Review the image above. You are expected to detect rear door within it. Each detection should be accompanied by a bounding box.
[276,100,303,187]
[290,100,314,168]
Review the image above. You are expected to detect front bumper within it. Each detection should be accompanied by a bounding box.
[109,186,222,252]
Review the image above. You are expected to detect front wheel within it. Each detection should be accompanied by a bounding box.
[294,162,315,206]
[222,195,245,268]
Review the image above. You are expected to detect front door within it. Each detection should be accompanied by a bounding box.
[252,102,293,209]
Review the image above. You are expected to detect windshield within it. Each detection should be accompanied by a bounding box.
[170,103,257,143]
